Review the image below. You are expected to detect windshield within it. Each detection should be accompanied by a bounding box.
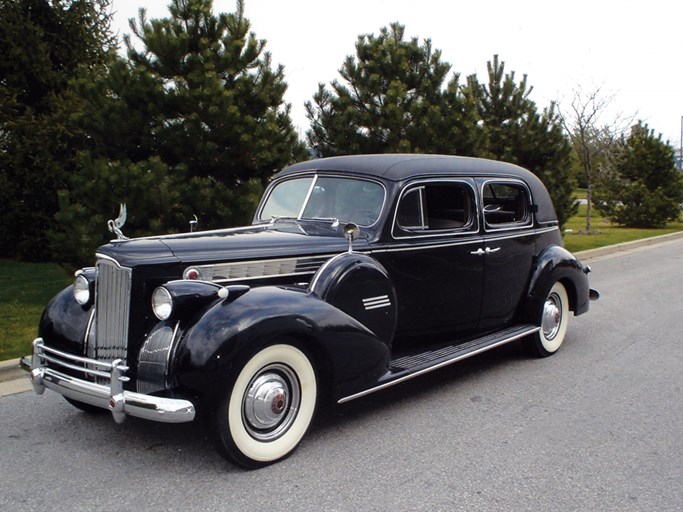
[259,175,385,226]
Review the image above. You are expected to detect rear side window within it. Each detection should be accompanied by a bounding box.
[482,182,531,228]
[394,182,475,235]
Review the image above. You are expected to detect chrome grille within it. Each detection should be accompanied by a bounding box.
[94,258,132,363]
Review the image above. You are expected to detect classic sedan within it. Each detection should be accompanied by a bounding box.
[24,154,598,468]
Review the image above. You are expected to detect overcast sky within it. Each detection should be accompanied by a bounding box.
[110,0,683,150]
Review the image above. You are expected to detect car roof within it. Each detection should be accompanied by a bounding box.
[277,154,537,182]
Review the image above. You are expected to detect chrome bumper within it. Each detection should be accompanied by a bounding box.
[26,338,195,424]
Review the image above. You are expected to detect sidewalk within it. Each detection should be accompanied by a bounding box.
[0,358,31,397]
[2,230,683,398]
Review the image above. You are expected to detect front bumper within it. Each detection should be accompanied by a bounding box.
[24,338,195,424]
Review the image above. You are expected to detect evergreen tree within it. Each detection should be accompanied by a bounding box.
[124,0,307,185]
[595,122,683,228]
[467,56,576,227]
[50,0,307,267]
[305,23,483,156]
[0,0,115,260]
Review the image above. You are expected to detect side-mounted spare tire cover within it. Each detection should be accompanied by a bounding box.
[308,252,397,346]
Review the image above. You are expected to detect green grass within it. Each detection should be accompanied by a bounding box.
[0,260,71,361]
[563,205,683,253]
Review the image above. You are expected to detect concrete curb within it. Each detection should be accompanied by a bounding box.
[0,358,31,397]
[0,358,23,382]
[2,230,683,396]
[574,230,683,261]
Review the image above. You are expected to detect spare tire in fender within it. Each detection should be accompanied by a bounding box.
[309,253,397,347]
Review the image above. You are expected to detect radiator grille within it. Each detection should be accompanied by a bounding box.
[94,258,132,363]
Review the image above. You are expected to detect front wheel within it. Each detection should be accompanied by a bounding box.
[212,343,317,468]
[526,282,570,357]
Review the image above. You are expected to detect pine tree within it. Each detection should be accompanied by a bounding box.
[305,23,482,156]
[0,0,115,260]
[595,122,683,228]
[124,0,306,185]
[49,0,307,267]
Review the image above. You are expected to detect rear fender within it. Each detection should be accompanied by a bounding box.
[525,245,591,322]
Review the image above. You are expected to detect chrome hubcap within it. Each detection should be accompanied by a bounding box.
[542,293,562,340]
[242,364,300,441]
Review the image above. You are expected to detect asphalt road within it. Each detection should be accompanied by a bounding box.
[1,240,681,512]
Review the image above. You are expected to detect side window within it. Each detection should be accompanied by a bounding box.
[482,182,531,227]
[395,182,474,235]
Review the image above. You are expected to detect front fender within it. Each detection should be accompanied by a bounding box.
[38,285,92,356]
[526,245,591,321]
[172,286,390,407]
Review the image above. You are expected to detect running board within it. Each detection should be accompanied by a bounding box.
[338,324,539,404]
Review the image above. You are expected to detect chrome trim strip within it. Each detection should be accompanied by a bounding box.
[337,326,540,404]
[42,354,111,379]
[362,295,391,310]
[39,342,114,369]
[298,174,319,219]
[373,237,482,253]
[308,252,346,292]
[188,254,336,283]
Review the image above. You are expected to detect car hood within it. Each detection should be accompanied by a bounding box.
[96,223,367,268]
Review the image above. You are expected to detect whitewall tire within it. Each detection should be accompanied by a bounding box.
[527,281,570,357]
[213,342,317,468]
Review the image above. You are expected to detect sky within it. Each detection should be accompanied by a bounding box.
[110,0,683,151]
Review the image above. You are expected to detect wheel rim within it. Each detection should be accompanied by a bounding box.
[242,363,300,442]
[542,292,562,340]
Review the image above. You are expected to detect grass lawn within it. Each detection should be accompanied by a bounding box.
[0,260,71,361]
[563,204,683,253]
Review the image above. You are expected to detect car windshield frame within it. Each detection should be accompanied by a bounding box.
[258,174,387,227]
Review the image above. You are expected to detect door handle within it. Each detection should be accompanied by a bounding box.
[471,247,501,256]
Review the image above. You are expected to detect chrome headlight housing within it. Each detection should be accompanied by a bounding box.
[151,286,173,321]
[73,268,95,306]
[151,281,237,322]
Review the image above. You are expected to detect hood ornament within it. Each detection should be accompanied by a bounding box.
[108,204,129,241]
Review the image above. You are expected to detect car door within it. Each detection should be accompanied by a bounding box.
[478,179,536,330]
[372,179,484,342]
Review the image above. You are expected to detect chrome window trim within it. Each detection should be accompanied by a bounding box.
[297,175,319,219]
[480,178,534,233]
[256,172,388,228]
[374,237,482,254]
[391,178,479,240]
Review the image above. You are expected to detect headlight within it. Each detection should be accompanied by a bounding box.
[73,274,91,305]
[151,287,173,320]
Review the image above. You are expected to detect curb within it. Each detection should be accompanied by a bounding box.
[0,358,31,397]
[574,230,683,261]
[0,358,23,382]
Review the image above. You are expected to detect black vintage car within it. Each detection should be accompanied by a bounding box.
[25,154,598,468]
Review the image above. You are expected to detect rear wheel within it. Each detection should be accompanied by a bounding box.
[212,342,317,468]
[526,281,570,357]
